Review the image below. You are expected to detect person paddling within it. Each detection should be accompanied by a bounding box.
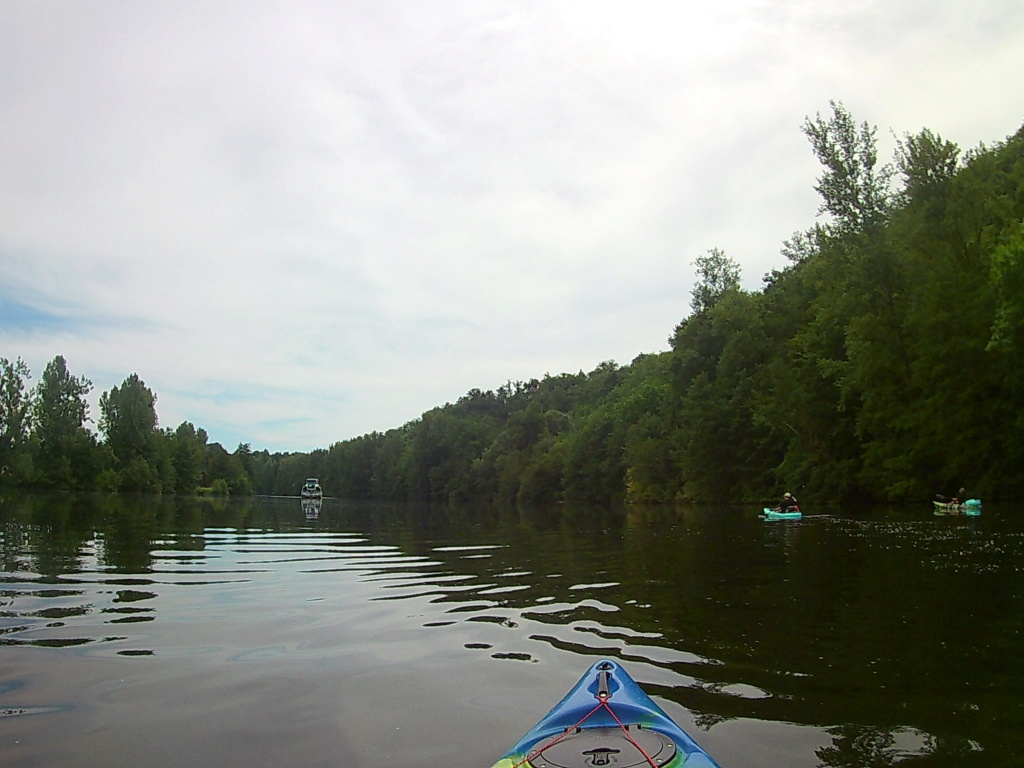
[935,487,967,504]
[777,492,799,512]
[940,487,967,504]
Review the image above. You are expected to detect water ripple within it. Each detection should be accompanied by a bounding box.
[5,498,1024,768]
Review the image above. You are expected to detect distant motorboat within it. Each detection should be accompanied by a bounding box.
[300,477,323,498]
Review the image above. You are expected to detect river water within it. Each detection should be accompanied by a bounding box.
[1,492,1022,767]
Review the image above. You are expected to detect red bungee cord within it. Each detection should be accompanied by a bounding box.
[510,691,660,768]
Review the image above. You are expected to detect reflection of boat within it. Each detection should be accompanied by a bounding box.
[764,506,801,519]
[301,496,321,520]
[933,499,981,516]
[300,477,322,498]
[490,658,721,768]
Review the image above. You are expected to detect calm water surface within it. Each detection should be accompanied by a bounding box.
[2,492,1023,767]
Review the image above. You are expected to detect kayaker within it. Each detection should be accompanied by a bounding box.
[778,492,799,512]
[935,487,966,504]
[942,487,966,504]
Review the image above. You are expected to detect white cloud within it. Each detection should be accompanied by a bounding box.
[2,0,1022,451]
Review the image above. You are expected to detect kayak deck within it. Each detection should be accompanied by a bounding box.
[933,499,982,516]
[491,659,720,768]
[763,507,801,519]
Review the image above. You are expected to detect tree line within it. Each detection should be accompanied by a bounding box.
[0,356,257,495]
[4,103,1023,503]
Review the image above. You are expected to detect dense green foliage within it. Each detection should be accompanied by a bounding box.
[3,104,1022,503]
[270,106,1022,505]
[0,361,251,495]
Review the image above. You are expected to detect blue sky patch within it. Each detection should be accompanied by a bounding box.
[0,299,72,333]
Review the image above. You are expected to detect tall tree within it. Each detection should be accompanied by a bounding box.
[168,421,208,494]
[32,355,98,489]
[690,247,741,315]
[0,357,32,481]
[896,128,960,205]
[98,373,162,492]
[803,101,894,237]
[99,373,159,465]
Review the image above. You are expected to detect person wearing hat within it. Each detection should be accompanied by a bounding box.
[778,492,799,513]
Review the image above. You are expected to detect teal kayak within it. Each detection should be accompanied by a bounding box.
[763,507,801,519]
[490,659,721,768]
[933,499,982,516]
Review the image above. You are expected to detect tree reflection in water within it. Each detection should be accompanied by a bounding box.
[0,493,1022,766]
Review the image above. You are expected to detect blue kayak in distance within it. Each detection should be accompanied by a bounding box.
[763,507,802,519]
[490,659,721,767]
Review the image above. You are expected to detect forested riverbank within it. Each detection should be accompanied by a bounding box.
[3,104,1023,503]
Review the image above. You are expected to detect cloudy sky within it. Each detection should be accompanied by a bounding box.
[1,1,1022,453]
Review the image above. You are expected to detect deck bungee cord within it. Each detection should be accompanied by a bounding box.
[510,664,661,768]
[491,659,721,768]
